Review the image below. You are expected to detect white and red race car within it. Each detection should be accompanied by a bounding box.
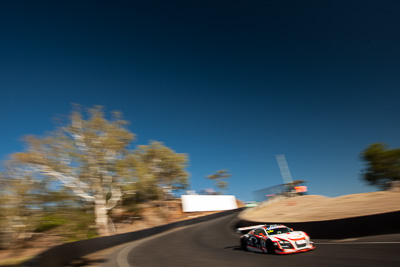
[238,224,315,254]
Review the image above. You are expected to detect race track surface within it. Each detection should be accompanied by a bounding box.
[103,212,400,267]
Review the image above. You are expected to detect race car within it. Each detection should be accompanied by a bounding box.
[238,224,315,254]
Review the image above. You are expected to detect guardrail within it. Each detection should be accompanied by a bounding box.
[236,211,400,239]
[25,208,244,267]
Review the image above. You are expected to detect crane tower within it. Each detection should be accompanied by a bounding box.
[276,154,293,185]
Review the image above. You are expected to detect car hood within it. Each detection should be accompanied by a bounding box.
[272,231,306,240]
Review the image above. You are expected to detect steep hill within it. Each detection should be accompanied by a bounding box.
[240,191,400,222]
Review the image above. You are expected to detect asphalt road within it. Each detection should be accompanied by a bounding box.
[102,213,400,267]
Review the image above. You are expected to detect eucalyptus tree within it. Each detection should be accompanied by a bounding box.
[361,143,400,190]
[9,106,135,236]
[131,141,189,214]
[207,169,231,194]
[0,162,49,247]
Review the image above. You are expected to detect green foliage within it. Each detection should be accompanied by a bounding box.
[35,215,67,233]
[131,141,189,192]
[361,143,400,190]
[0,168,54,248]
[0,105,191,241]
[5,105,137,236]
[37,208,97,241]
[207,169,231,194]
[129,141,189,218]
[58,209,97,242]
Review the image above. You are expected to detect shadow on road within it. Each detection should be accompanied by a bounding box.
[224,245,244,251]
[65,257,108,267]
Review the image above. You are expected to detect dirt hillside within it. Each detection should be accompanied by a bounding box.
[240,191,400,222]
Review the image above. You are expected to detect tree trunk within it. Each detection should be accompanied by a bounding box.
[94,196,109,236]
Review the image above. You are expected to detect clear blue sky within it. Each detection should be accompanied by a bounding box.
[1,1,399,201]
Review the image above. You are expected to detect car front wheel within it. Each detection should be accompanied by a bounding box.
[266,240,275,254]
[240,237,248,250]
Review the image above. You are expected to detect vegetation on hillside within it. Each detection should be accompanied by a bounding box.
[361,143,400,190]
[0,105,190,249]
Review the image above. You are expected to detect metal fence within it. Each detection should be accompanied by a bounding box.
[252,184,289,202]
[253,181,309,202]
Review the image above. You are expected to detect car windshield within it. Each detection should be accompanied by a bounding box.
[266,227,292,235]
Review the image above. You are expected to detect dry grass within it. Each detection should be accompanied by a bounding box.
[240,191,400,222]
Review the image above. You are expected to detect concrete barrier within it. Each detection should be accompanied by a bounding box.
[25,208,244,267]
[235,211,400,239]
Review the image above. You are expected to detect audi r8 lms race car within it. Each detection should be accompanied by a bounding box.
[238,224,315,255]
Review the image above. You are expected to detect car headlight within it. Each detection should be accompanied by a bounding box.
[279,241,291,244]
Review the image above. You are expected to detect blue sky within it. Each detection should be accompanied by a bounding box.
[1,0,399,201]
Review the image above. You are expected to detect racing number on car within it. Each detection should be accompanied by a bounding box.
[260,240,266,248]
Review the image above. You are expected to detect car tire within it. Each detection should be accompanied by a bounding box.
[266,240,275,254]
[240,237,248,251]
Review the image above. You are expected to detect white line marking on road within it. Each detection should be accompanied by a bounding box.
[116,222,208,267]
[117,241,139,267]
[333,238,359,242]
[316,242,400,244]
